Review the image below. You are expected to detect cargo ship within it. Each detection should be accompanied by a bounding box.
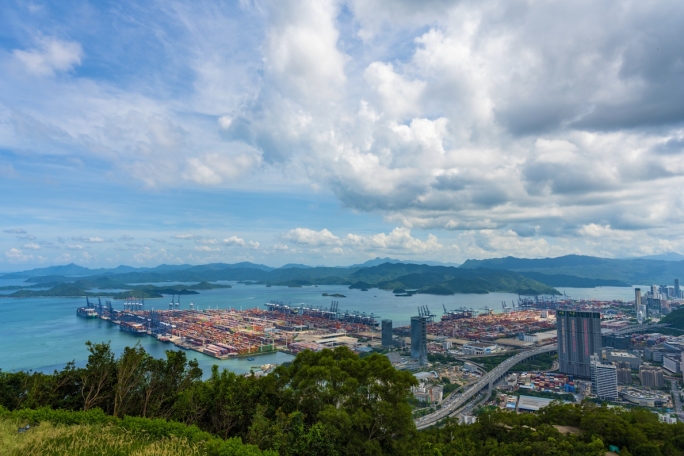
[441,305,474,321]
[76,307,98,318]
[77,297,98,318]
[120,321,147,335]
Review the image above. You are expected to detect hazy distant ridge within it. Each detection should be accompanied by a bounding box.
[461,254,684,285]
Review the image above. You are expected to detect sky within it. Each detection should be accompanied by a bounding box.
[1,0,684,271]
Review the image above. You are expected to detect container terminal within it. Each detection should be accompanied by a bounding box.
[77,298,378,359]
[77,295,644,361]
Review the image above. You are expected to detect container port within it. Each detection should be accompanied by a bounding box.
[78,298,377,360]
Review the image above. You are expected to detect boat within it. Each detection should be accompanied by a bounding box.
[119,321,147,335]
[76,307,98,318]
[247,357,255,361]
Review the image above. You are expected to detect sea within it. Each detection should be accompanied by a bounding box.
[0,280,641,377]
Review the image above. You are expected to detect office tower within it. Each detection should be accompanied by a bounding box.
[652,284,658,298]
[381,319,393,348]
[557,310,602,378]
[676,279,680,299]
[659,285,668,297]
[638,304,647,324]
[635,288,641,314]
[591,354,618,400]
[615,362,632,385]
[410,316,428,366]
[640,365,664,388]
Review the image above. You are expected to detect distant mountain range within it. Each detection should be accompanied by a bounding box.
[5,253,684,299]
[0,260,554,298]
[461,254,684,285]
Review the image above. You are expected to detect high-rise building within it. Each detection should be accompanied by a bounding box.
[381,319,393,348]
[615,361,632,385]
[652,284,659,298]
[410,316,428,366]
[640,365,665,388]
[635,288,641,314]
[591,354,618,400]
[675,279,680,299]
[557,310,602,378]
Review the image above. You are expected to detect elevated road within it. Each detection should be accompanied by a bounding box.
[611,323,668,335]
[415,344,557,430]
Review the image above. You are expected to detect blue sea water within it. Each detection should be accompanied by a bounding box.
[0,280,639,377]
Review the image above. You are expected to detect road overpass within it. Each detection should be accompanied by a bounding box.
[610,323,668,335]
[415,344,557,430]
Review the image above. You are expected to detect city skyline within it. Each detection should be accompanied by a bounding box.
[2,0,684,270]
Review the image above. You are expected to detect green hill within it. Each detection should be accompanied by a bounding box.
[2,344,683,455]
[660,307,684,329]
[348,264,559,295]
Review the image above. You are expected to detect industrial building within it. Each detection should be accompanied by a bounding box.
[411,316,428,366]
[604,350,642,369]
[461,341,498,355]
[557,310,602,378]
[590,354,618,401]
[381,319,393,348]
[601,334,631,350]
[663,355,681,374]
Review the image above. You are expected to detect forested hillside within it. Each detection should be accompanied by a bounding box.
[2,343,684,455]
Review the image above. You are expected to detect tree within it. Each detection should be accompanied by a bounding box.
[80,341,116,412]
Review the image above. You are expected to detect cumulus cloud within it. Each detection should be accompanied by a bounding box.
[223,236,246,246]
[3,228,27,234]
[222,236,260,249]
[281,227,443,255]
[118,235,135,242]
[3,1,684,261]
[283,228,342,246]
[5,248,33,263]
[13,38,83,76]
[22,243,41,250]
[173,234,195,240]
[66,244,84,250]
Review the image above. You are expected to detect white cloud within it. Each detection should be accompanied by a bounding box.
[5,248,33,263]
[184,151,262,185]
[118,235,135,241]
[223,236,246,246]
[194,245,220,252]
[281,227,442,255]
[283,228,342,246]
[13,38,83,76]
[264,0,347,102]
[66,244,84,250]
[173,234,195,240]
[71,236,106,243]
[22,243,41,250]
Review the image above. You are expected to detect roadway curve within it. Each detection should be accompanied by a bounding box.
[415,344,557,430]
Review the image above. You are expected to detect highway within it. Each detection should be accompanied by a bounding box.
[415,344,557,429]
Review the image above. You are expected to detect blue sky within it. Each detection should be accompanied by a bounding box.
[2,0,684,271]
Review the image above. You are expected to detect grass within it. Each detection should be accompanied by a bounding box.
[0,418,203,456]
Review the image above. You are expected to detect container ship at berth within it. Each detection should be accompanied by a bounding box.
[76,297,99,318]
[441,305,474,321]
[119,321,147,335]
